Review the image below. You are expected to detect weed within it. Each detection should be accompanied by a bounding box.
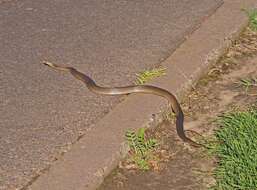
[209,108,257,189]
[125,128,158,170]
[244,8,257,31]
[135,67,166,85]
[235,77,257,93]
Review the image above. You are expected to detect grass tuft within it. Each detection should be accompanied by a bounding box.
[244,8,257,31]
[135,67,166,85]
[235,77,257,93]
[210,108,257,189]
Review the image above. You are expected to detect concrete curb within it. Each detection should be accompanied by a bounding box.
[28,1,257,189]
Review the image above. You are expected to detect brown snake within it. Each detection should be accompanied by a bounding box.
[42,61,201,147]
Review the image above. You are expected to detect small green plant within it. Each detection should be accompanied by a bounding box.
[244,8,257,31]
[125,128,158,170]
[209,108,257,190]
[135,67,166,85]
[235,77,257,92]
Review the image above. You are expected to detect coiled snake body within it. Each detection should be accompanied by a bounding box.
[43,61,201,147]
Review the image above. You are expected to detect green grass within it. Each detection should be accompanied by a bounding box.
[210,108,257,190]
[125,128,158,170]
[244,8,257,31]
[135,67,166,85]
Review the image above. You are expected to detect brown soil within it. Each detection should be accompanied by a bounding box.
[98,27,257,190]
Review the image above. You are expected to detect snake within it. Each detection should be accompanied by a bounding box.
[42,61,201,147]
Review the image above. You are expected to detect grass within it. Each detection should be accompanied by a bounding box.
[209,108,257,190]
[135,67,166,85]
[125,128,158,170]
[244,8,257,31]
[235,77,257,93]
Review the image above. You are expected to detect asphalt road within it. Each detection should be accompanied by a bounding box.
[0,0,223,189]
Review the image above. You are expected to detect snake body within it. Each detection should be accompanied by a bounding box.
[43,61,201,147]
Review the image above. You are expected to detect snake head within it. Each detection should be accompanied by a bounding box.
[42,61,55,67]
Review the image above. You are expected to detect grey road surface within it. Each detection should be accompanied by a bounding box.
[0,0,222,189]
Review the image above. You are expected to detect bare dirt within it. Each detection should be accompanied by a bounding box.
[98,27,257,190]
